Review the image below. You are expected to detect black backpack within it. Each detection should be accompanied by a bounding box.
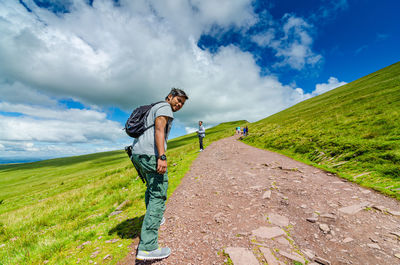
[125,101,164,138]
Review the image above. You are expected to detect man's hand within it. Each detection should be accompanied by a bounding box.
[157,158,167,174]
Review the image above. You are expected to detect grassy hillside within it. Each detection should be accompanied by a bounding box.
[243,62,400,198]
[0,120,246,265]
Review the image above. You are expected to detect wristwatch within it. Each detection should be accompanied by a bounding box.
[159,154,167,161]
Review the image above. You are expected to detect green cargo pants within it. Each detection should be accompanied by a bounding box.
[131,154,168,251]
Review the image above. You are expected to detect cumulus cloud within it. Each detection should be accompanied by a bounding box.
[251,14,322,70]
[0,105,122,143]
[0,0,330,161]
[271,15,322,70]
[0,0,258,110]
[0,81,58,106]
[311,0,348,21]
[185,127,197,134]
[251,28,275,47]
[312,77,347,96]
[0,102,124,161]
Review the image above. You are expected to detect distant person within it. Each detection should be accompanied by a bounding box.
[131,88,188,261]
[236,126,241,135]
[197,121,205,151]
[245,126,249,136]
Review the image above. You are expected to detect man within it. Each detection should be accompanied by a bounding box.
[197,121,205,151]
[131,88,188,260]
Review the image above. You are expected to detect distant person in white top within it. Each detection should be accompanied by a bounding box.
[197,121,205,151]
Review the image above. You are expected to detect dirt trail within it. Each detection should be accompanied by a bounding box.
[122,136,400,265]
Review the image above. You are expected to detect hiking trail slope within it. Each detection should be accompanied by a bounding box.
[121,136,400,265]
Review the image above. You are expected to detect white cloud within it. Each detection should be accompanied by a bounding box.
[312,77,347,96]
[0,81,58,106]
[0,139,121,162]
[0,1,312,120]
[311,0,348,21]
[272,15,322,70]
[251,28,275,47]
[0,104,123,143]
[0,0,329,161]
[185,127,197,134]
[251,14,322,70]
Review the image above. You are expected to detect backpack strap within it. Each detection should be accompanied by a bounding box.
[142,101,169,132]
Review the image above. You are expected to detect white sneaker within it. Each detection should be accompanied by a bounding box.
[137,247,171,260]
[160,216,165,226]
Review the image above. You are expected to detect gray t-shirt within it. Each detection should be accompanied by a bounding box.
[131,102,174,156]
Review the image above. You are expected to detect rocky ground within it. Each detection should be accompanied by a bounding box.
[119,136,400,265]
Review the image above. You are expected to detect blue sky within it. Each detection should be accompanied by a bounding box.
[0,0,399,163]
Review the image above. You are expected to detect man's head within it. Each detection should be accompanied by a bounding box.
[165,88,188,112]
[199,121,203,126]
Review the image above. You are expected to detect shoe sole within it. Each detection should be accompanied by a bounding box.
[136,253,170,260]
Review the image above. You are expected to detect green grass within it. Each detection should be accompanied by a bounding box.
[242,61,400,199]
[0,120,246,265]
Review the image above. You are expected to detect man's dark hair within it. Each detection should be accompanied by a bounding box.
[165,88,189,100]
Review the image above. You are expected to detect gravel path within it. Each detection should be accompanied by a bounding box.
[120,136,400,265]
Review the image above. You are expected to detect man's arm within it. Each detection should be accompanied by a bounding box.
[155,116,169,174]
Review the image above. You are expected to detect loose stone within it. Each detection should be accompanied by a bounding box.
[302,249,315,260]
[390,231,400,238]
[306,217,318,223]
[262,190,272,199]
[319,213,336,222]
[115,200,131,211]
[252,226,286,239]
[338,202,370,215]
[343,237,354,243]
[77,241,91,249]
[267,213,289,227]
[225,247,259,265]
[388,210,400,216]
[372,205,387,212]
[109,210,122,217]
[279,250,305,264]
[319,223,330,234]
[260,247,280,265]
[276,236,290,246]
[314,256,331,265]
[369,237,379,243]
[105,239,119,244]
[367,243,381,250]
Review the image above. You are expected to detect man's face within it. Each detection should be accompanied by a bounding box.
[199,121,202,126]
[167,95,186,112]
